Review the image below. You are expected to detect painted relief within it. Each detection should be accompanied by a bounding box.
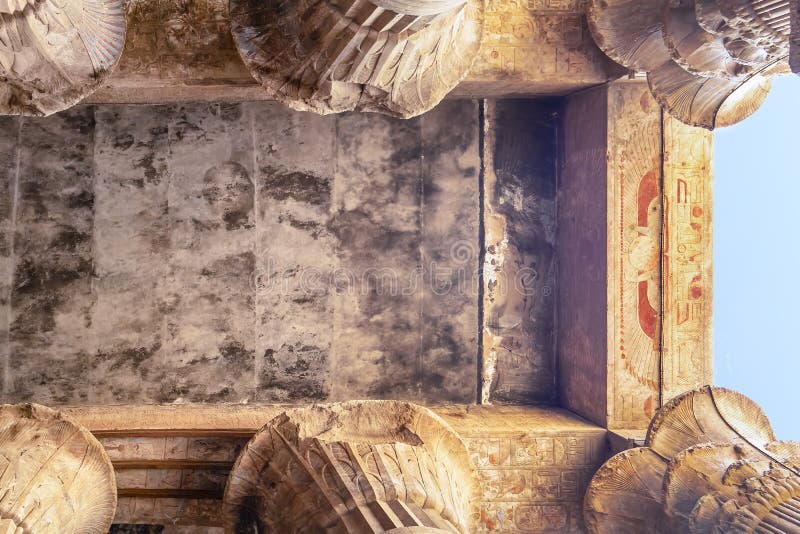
[462,426,607,532]
[661,115,714,401]
[608,84,663,427]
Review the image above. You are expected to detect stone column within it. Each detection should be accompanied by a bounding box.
[0,0,126,116]
[228,0,484,118]
[587,0,797,129]
[223,401,478,533]
[0,403,117,533]
[585,386,800,533]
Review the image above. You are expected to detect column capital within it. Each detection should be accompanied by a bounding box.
[228,0,483,118]
[585,386,800,533]
[223,401,478,533]
[587,0,797,129]
[0,403,117,533]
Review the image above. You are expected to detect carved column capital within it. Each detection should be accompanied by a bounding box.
[0,0,126,116]
[223,401,478,533]
[587,0,798,129]
[229,0,484,118]
[584,386,800,533]
[0,403,117,533]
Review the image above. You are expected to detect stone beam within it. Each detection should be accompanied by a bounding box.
[558,80,714,430]
[84,0,622,105]
[63,404,609,533]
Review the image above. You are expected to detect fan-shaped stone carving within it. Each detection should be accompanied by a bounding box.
[0,403,117,533]
[223,401,478,533]
[229,0,483,118]
[585,386,800,534]
[0,0,126,116]
[588,0,798,129]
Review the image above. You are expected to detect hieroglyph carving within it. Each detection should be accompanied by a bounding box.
[588,0,799,128]
[229,0,484,118]
[223,401,478,533]
[585,387,800,533]
[0,403,117,533]
[0,0,125,115]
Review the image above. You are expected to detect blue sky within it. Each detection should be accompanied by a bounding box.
[714,74,800,441]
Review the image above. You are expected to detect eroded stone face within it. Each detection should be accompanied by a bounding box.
[482,100,558,405]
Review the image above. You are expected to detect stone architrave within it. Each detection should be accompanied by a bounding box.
[0,0,126,116]
[559,80,713,430]
[223,401,478,533]
[0,403,117,533]
[585,386,800,533]
[228,0,483,118]
[588,0,797,129]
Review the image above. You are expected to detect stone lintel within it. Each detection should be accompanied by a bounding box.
[63,404,609,533]
[558,79,713,431]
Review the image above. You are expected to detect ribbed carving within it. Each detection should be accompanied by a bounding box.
[0,403,117,533]
[585,386,800,534]
[0,0,126,116]
[223,401,478,533]
[229,0,483,118]
[588,0,797,129]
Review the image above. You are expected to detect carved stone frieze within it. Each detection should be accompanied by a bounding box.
[588,0,798,128]
[584,387,800,533]
[0,403,117,533]
[0,0,125,116]
[228,0,483,118]
[223,401,478,533]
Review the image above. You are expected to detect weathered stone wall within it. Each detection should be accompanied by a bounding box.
[0,101,483,405]
[482,100,558,405]
[0,99,567,407]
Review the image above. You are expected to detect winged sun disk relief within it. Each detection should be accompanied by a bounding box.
[588,0,798,129]
[229,0,484,118]
[0,0,126,116]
